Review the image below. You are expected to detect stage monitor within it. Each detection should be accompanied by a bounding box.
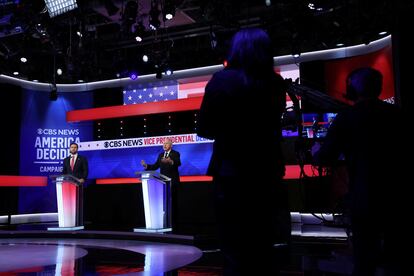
[302,112,337,139]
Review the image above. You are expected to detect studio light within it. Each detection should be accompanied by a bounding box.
[130,72,138,80]
[149,1,161,30]
[155,67,162,79]
[123,1,138,23]
[133,21,145,42]
[43,0,78,18]
[165,68,173,76]
[163,0,176,20]
[50,83,58,101]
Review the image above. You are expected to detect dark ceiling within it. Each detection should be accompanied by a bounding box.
[0,0,402,83]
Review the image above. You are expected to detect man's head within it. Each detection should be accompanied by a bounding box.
[345,67,383,102]
[70,143,79,155]
[163,139,173,152]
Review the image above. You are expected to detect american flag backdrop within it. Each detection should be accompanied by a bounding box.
[123,80,208,105]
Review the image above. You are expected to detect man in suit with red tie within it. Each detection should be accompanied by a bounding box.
[141,138,181,232]
[63,142,88,183]
[62,142,88,226]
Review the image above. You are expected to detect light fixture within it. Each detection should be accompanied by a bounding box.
[142,55,149,62]
[149,1,161,30]
[133,21,145,42]
[165,68,173,76]
[43,0,78,18]
[20,57,27,63]
[155,66,162,79]
[292,44,301,58]
[50,83,58,101]
[163,0,176,20]
[130,72,138,80]
[120,0,138,36]
[210,30,217,49]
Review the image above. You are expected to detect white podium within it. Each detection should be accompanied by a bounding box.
[48,174,84,231]
[134,171,172,233]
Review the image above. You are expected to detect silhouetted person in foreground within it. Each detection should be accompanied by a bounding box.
[198,28,289,275]
[313,67,408,276]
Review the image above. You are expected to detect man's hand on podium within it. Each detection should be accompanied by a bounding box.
[79,179,85,184]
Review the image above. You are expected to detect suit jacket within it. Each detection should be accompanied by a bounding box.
[146,149,181,185]
[62,154,89,181]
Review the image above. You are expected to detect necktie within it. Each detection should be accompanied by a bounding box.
[70,156,74,171]
[164,152,168,158]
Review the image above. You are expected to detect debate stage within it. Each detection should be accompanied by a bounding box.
[0,213,350,275]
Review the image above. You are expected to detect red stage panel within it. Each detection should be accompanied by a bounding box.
[0,168,313,186]
[96,166,313,184]
[67,97,203,122]
[0,175,48,187]
[284,165,315,179]
[180,175,213,182]
[96,175,213,184]
[96,178,139,184]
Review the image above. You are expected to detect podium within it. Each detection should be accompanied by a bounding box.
[134,171,172,233]
[48,175,84,231]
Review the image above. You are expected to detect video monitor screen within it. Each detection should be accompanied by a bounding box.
[302,112,337,138]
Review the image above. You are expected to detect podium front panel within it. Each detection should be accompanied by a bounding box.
[56,181,78,228]
[142,178,166,230]
[135,171,171,232]
[49,175,83,231]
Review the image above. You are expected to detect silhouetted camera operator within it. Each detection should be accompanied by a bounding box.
[312,67,408,276]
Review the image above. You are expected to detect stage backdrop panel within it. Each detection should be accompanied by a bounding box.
[78,134,213,179]
[19,89,93,214]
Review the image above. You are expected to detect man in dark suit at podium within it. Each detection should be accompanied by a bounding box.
[141,138,181,232]
[63,142,89,183]
[62,142,88,226]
